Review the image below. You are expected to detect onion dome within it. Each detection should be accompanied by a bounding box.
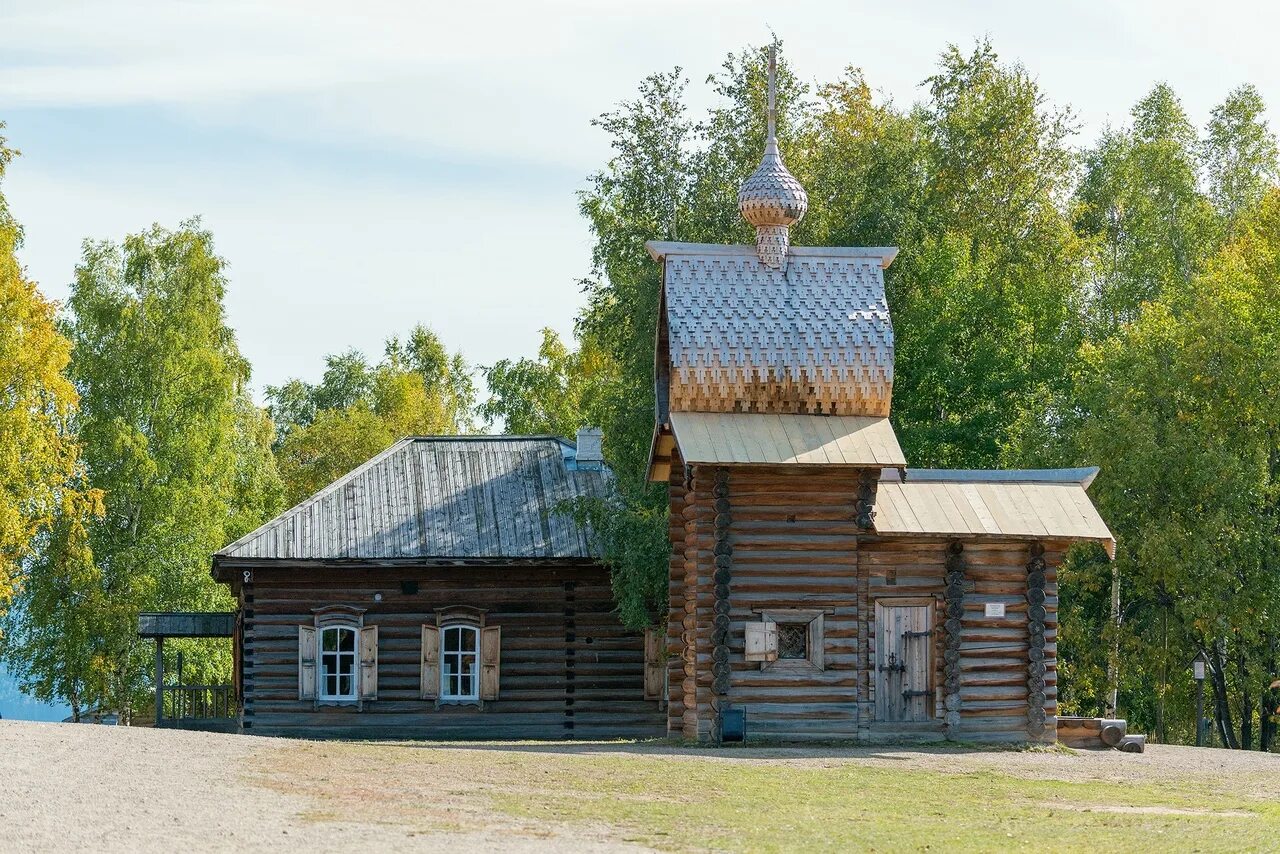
[737,45,808,269]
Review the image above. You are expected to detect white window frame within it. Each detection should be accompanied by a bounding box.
[318,624,359,702]
[440,623,481,702]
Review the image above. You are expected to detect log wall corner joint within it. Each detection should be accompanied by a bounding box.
[710,467,733,743]
[1026,541,1048,739]
[942,539,965,738]
[854,469,877,530]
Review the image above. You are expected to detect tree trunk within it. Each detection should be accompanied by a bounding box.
[1106,562,1121,717]
[1239,651,1252,751]
[1261,688,1274,752]
[1156,607,1168,743]
[1264,645,1278,752]
[1210,642,1239,749]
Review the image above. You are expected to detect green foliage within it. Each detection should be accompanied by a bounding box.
[479,328,610,437]
[1204,85,1280,227]
[1074,84,1217,334]
[0,129,90,614]
[268,325,473,506]
[1018,162,1280,743]
[4,219,283,719]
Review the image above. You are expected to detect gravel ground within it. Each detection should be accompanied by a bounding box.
[0,720,640,853]
[3,719,1278,852]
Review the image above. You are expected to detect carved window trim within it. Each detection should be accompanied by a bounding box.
[308,605,371,708]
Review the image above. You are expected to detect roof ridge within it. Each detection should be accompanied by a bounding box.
[403,434,573,443]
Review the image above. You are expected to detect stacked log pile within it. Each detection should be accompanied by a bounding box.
[1056,716,1147,753]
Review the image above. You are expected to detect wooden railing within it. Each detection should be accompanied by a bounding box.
[161,684,235,722]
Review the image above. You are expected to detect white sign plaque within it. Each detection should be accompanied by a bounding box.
[984,602,1006,618]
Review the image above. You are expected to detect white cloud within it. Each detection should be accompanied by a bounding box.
[3,0,1278,402]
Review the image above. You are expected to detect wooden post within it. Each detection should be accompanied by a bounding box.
[154,636,164,726]
[1196,674,1205,747]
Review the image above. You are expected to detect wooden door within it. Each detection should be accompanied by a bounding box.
[875,603,931,723]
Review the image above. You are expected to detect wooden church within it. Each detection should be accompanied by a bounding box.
[645,50,1114,744]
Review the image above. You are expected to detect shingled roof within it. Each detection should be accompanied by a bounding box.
[214,436,608,568]
[649,242,898,418]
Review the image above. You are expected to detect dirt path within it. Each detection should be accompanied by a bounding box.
[0,720,640,853]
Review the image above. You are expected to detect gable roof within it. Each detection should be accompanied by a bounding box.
[214,436,608,566]
[648,241,897,418]
[874,468,1115,557]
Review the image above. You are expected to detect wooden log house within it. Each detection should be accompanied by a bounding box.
[645,49,1115,744]
[211,431,665,739]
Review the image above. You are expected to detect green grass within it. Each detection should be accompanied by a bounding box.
[491,757,1276,852]
[253,741,1280,852]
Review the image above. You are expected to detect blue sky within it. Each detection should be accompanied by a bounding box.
[3,0,1277,402]
[1,0,1277,718]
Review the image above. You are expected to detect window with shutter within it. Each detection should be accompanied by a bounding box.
[298,625,317,701]
[306,605,368,706]
[480,625,501,701]
[424,607,496,706]
[744,620,778,662]
[359,625,379,701]
[755,609,827,671]
[420,624,440,700]
[643,627,664,700]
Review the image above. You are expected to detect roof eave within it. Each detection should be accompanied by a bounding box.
[645,240,899,269]
[903,466,1102,489]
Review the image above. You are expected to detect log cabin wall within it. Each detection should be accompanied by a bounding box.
[854,536,1063,743]
[676,465,864,742]
[664,473,1069,742]
[236,562,664,740]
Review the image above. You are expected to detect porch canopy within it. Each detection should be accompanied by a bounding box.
[138,612,236,730]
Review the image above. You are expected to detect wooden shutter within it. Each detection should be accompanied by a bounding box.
[744,620,778,662]
[298,625,316,701]
[480,625,501,701]
[359,625,379,701]
[420,624,440,700]
[643,627,663,700]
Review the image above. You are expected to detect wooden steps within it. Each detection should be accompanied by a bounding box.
[1056,716,1146,753]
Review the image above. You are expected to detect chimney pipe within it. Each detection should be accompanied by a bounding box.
[575,427,604,468]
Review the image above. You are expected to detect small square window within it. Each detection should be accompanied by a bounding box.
[755,610,826,671]
[777,623,808,660]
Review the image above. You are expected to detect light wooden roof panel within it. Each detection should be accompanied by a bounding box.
[875,478,1114,556]
[217,436,608,561]
[669,412,907,467]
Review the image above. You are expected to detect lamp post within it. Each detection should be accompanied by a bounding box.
[1193,651,1207,747]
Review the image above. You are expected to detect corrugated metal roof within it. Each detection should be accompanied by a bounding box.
[874,476,1115,557]
[216,436,608,562]
[648,242,896,418]
[670,412,906,467]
